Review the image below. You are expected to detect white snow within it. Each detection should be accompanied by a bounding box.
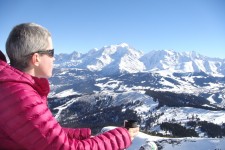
[101,126,225,150]
[54,89,79,98]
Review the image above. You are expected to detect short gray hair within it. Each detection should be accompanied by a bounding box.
[6,23,51,71]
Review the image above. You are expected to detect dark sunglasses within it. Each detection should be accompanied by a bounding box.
[29,49,54,57]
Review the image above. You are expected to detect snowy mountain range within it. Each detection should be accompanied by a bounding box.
[49,43,225,149]
[54,43,225,76]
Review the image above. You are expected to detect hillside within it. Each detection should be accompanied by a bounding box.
[48,43,225,149]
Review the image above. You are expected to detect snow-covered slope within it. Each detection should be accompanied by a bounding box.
[48,90,225,149]
[102,126,225,150]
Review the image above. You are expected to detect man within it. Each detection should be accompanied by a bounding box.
[0,23,139,150]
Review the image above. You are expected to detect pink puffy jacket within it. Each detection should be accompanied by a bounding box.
[0,55,131,150]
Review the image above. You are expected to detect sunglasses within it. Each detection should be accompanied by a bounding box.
[29,49,54,57]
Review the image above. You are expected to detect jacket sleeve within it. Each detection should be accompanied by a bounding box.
[0,87,131,150]
[63,127,91,140]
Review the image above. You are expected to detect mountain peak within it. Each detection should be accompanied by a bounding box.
[118,43,129,47]
[84,43,145,73]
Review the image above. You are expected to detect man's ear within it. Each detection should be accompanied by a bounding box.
[31,53,41,66]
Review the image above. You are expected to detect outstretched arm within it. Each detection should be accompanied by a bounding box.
[0,87,131,150]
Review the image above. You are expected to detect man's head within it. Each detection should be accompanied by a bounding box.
[6,23,54,78]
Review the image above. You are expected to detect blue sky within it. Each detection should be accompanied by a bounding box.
[0,0,225,58]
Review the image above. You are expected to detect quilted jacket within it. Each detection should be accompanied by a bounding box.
[0,54,131,150]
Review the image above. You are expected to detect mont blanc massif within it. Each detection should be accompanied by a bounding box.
[48,43,225,149]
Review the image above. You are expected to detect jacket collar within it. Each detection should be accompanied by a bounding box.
[0,50,7,62]
[0,59,50,97]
